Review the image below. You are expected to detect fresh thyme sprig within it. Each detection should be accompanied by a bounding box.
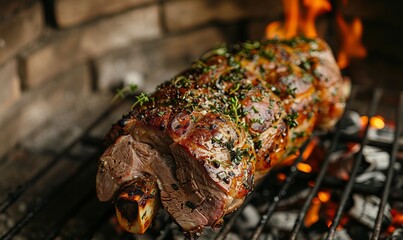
[131,93,154,109]
[112,84,138,103]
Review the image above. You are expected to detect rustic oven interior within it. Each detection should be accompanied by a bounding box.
[0,0,403,239]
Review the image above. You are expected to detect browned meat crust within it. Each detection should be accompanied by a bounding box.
[96,37,347,236]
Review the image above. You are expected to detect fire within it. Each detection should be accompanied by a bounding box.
[305,197,321,227]
[300,0,332,38]
[265,0,366,68]
[360,115,385,129]
[317,191,331,202]
[265,0,331,39]
[297,162,312,173]
[302,138,317,160]
[336,15,367,69]
[304,191,332,227]
[277,173,287,181]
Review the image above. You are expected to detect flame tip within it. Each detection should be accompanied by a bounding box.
[265,0,366,69]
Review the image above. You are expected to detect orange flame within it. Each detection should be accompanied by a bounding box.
[283,0,299,38]
[305,197,321,227]
[265,0,332,39]
[301,0,332,37]
[302,138,317,160]
[265,0,366,69]
[336,15,367,69]
[304,191,332,227]
[265,0,299,39]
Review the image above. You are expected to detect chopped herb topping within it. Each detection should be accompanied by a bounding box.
[286,85,297,98]
[172,75,191,88]
[285,112,299,128]
[190,115,199,122]
[260,49,275,61]
[243,41,261,50]
[251,118,264,125]
[251,95,263,102]
[251,106,259,113]
[230,148,249,165]
[202,46,227,60]
[229,82,241,95]
[269,99,275,108]
[300,60,311,71]
[270,85,281,95]
[225,96,244,123]
[293,131,306,139]
[255,140,263,149]
[287,146,298,156]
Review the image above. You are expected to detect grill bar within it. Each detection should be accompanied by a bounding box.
[154,216,173,240]
[81,207,114,240]
[42,189,95,240]
[297,170,403,201]
[0,151,98,240]
[250,137,314,240]
[288,87,358,240]
[0,103,120,214]
[371,92,403,240]
[214,192,255,240]
[325,88,383,240]
[1,87,402,239]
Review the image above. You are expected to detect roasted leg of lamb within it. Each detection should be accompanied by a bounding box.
[96,37,349,237]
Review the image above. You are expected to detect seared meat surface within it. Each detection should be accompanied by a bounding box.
[96,37,348,236]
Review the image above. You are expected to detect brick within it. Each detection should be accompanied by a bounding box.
[80,5,161,57]
[163,0,283,32]
[0,64,92,157]
[21,93,112,153]
[54,0,155,28]
[0,1,43,64]
[0,60,21,115]
[95,27,224,92]
[20,31,85,89]
[20,5,161,89]
[242,0,284,19]
[0,0,38,18]
[164,0,244,32]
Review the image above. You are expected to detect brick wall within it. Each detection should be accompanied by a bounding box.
[0,0,283,157]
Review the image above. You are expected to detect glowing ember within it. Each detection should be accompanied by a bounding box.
[297,162,312,173]
[361,115,368,126]
[277,173,287,181]
[360,115,385,129]
[371,115,385,129]
[317,191,331,203]
[304,197,321,227]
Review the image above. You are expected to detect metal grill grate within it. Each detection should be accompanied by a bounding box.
[0,86,402,240]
